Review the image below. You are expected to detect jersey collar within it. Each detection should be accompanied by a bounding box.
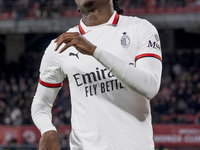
[79,11,119,35]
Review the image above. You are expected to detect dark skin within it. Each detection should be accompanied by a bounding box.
[39,0,114,150]
[54,0,114,54]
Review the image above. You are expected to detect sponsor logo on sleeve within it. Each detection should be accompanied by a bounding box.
[147,34,161,50]
[148,40,161,50]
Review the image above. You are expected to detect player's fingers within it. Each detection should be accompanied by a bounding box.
[55,33,79,51]
[59,45,68,53]
[54,35,63,51]
[55,37,71,51]
[56,32,79,42]
[54,33,63,43]
[54,37,59,43]
[54,33,68,50]
[55,40,64,51]
[59,41,74,53]
[59,38,82,53]
[55,32,84,52]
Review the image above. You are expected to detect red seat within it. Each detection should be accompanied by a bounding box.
[136,8,146,14]
[185,6,195,12]
[175,7,185,13]
[128,8,136,15]
[147,7,156,14]
[157,7,165,14]
[0,12,13,20]
[194,6,200,12]
[165,7,175,13]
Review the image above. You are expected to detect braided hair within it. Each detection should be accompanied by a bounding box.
[113,0,124,14]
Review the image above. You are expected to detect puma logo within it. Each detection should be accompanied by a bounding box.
[69,52,79,59]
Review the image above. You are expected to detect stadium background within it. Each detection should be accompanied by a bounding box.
[0,0,200,150]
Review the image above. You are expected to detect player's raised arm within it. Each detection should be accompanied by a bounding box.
[93,21,162,99]
[53,23,162,100]
[54,32,96,55]
[93,46,162,100]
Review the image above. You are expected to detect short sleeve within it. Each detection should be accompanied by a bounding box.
[135,20,162,62]
[39,40,65,88]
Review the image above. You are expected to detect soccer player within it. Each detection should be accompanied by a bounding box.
[31,0,162,150]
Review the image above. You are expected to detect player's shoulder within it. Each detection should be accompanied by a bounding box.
[44,26,78,56]
[43,39,57,56]
[119,15,156,29]
[67,25,79,33]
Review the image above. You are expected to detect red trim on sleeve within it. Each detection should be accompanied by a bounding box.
[39,78,62,88]
[135,53,162,62]
[79,24,86,35]
[112,13,119,25]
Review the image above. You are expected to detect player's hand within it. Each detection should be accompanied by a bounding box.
[39,130,60,150]
[54,32,96,55]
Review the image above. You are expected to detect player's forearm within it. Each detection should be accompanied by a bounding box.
[93,47,162,99]
[31,96,56,135]
[31,84,60,135]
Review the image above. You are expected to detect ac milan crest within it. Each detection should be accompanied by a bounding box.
[121,32,130,49]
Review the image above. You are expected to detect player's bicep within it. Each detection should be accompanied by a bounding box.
[136,20,162,66]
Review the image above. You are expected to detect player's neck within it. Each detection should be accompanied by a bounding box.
[81,6,114,26]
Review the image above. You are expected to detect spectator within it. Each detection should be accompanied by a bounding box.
[10,107,23,126]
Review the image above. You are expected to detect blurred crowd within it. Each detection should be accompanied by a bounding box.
[151,51,200,124]
[0,0,200,20]
[0,49,200,126]
[0,0,77,20]
[0,52,39,126]
[0,51,72,126]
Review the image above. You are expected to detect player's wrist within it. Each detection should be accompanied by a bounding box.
[40,125,57,135]
[89,45,97,55]
[39,130,60,150]
[92,46,102,59]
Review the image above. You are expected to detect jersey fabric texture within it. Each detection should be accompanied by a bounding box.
[36,11,162,150]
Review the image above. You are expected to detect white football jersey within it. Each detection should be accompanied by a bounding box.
[39,11,162,150]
